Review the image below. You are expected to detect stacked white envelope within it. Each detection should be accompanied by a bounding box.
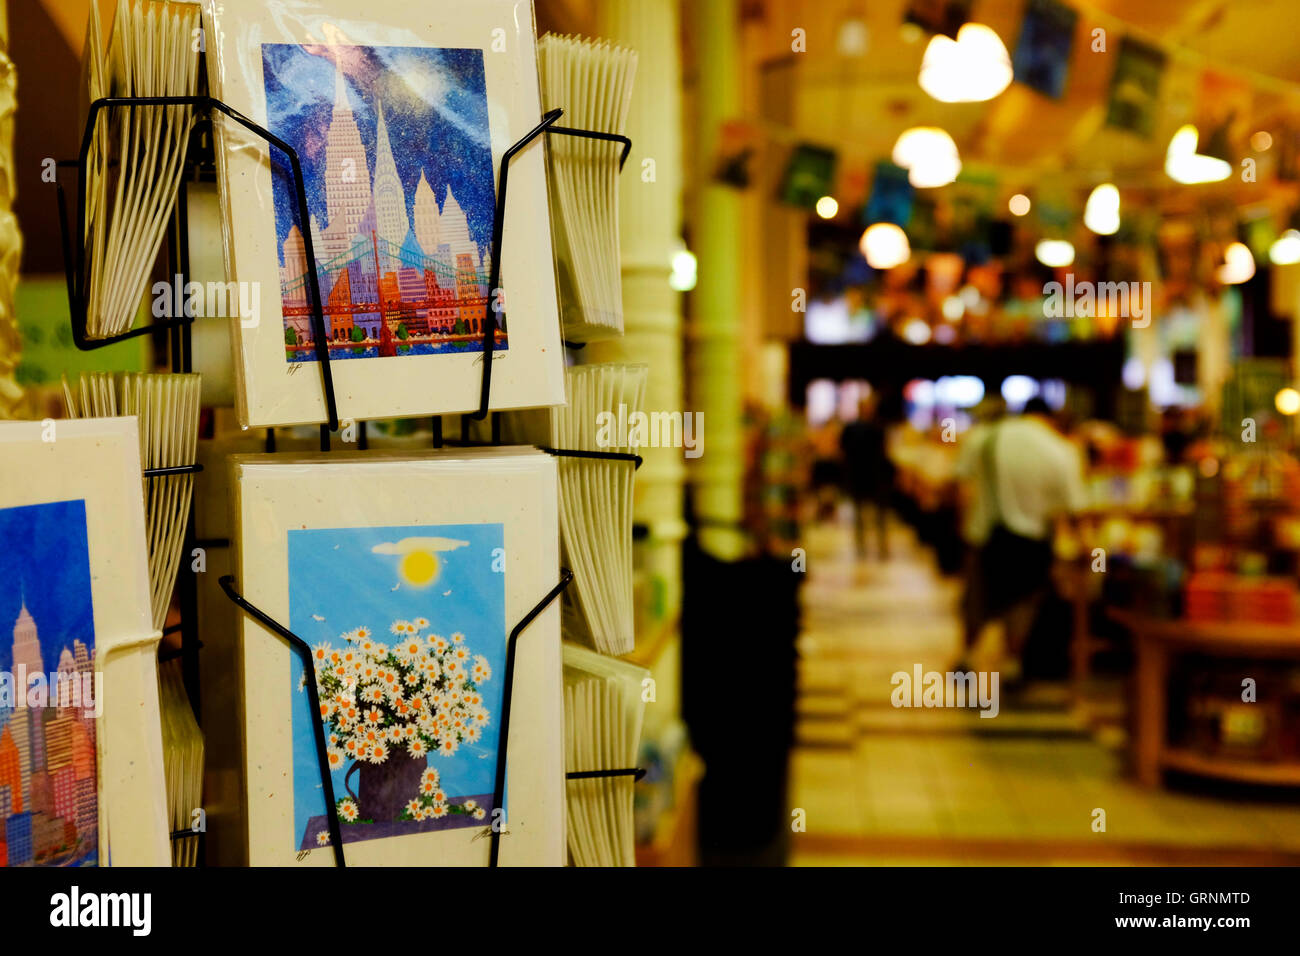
[63,371,202,631]
[538,34,638,342]
[505,363,646,655]
[159,658,204,866]
[562,642,648,867]
[81,0,200,340]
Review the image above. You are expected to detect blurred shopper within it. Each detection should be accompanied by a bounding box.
[953,398,1006,659]
[980,397,1087,679]
[841,395,893,559]
[808,416,843,521]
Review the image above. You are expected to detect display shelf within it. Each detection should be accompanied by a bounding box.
[1161,748,1300,787]
[1109,608,1300,787]
[635,751,703,868]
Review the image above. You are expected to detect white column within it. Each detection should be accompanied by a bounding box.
[688,0,746,560]
[589,0,687,649]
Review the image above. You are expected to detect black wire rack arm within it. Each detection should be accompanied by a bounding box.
[55,94,338,432]
[218,574,347,868]
[471,109,634,420]
[487,567,573,867]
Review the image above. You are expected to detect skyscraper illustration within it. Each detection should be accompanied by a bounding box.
[273,51,497,360]
[1,596,98,865]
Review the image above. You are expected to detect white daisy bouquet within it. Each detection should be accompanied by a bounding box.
[301,617,494,823]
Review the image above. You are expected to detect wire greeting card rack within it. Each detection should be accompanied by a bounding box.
[53,90,642,867]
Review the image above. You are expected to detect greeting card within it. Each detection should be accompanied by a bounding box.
[0,419,168,866]
[205,0,564,427]
[232,448,563,865]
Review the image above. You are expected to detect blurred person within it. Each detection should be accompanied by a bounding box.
[978,397,1087,680]
[808,415,844,521]
[953,397,1006,662]
[841,394,893,559]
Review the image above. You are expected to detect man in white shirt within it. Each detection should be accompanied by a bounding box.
[979,397,1086,676]
[953,401,1003,653]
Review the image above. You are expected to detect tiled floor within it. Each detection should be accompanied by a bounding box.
[788,509,1300,866]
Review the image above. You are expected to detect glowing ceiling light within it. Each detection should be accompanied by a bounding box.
[1216,242,1255,285]
[1269,229,1300,265]
[892,127,958,167]
[909,154,962,188]
[837,18,868,56]
[1165,124,1231,184]
[815,195,839,219]
[941,295,965,321]
[860,223,911,270]
[1008,193,1031,216]
[1251,131,1273,152]
[918,23,1012,104]
[1276,387,1300,416]
[669,247,697,291]
[1084,183,1120,235]
[935,375,985,407]
[891,127,962,188]
[1034,239,1075,268]
[901,317,932,345]
[1001,375,1038,406]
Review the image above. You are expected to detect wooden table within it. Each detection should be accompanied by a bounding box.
[1109,609,1300,787]
[1056,506,1194,704]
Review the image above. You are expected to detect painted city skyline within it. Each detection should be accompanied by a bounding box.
[0,500,99,867]
[262,43,502,361]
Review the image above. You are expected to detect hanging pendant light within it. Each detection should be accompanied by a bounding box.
[918,23,1012,104]
[1269,229,1300,266]
[1084,183,1120,236]
[860,223,911,269]
[1035,239,1075,268]
[891,127,961,188]
[1165,125,1231,184]
[1217,242,1255,284]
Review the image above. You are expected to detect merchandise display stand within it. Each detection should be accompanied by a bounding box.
[53,92,643,867]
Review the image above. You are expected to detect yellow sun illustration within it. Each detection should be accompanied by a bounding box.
[400,550,439,588]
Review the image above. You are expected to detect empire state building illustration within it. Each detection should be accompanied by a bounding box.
[277,59,497,361]
[0,592,98,866]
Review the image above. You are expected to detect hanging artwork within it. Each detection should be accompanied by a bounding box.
[778,144,838,209]
[1012,0,1078,99]
[903,0,972,39]
[1105,36,1167,138]
[864,161,915,229]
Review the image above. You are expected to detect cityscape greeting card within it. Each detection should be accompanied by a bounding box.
[0,419,169,867]
[232,448,563,865]
[205,0,564,427]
